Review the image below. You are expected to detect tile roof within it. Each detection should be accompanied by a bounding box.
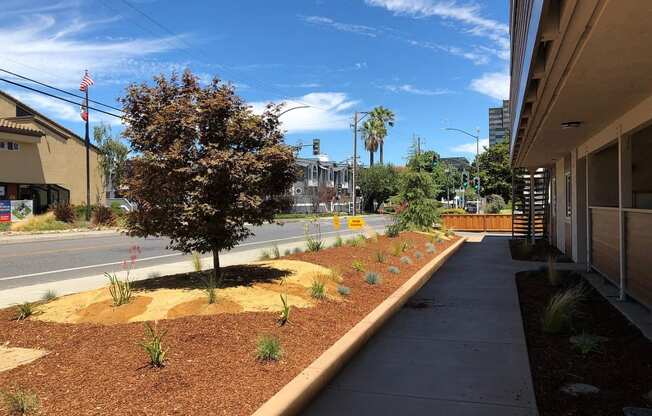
[0,118,43,137]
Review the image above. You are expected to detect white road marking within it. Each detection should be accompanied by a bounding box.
[0,225,386,282]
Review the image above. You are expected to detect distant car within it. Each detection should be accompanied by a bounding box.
[465,202,478,214]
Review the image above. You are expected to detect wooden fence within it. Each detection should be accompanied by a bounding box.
[442,214,512,232]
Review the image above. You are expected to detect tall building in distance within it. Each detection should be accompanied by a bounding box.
[489,100,510,146]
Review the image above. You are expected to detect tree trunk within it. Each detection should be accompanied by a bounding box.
[369,150,374,166]
[379,142,384,165]
[212,249,222,285]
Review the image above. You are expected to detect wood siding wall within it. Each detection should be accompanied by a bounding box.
[625,210,652,306]
[590,208,620,284]
[442,215,512,232]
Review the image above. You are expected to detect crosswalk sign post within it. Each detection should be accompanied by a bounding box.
[333,214,341,230]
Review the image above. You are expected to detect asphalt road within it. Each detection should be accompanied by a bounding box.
[0,215,390,290]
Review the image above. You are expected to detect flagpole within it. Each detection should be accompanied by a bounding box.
[85,86,91,221]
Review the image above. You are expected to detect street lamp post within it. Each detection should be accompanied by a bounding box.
[278,105,310,118]
[446,127,482,214]
[351,111,372,216]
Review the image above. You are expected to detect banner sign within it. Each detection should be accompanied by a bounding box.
[0,200,34,222]
[347,216,365,230]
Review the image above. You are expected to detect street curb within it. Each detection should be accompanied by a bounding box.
[252,236,466,416]
[0,229,121,244]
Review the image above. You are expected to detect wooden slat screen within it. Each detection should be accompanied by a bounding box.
[590,208,620,284]
[625,210,652,308]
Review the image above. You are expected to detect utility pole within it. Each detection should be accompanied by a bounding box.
[351,110,371,216]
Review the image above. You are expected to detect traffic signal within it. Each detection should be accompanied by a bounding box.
[462,171,469,188]
[312,138,320,155]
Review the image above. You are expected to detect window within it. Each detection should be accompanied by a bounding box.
[0,185,5,197]
[1,141,20,151]
[0,141,4,150]
[565,172,572,217]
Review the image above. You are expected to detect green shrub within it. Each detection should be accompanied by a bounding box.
[365,272,381,285]
[0,223,9,232]
[333,235,343,247]
[570,333,607,354]
[91,205,116,226]
[400,240,412,252]
[284,248,292,256]
[425,243,436,254]
[306,237,324,252]
[15,302,33,320]
[385,220,402,238]
[304,220,323,252]
[138,322,168,367]
[485,194,506,214]
[1,387,39,415]
[278,293,290,325]
[352,260,365,272]
[256,335,282,361]
[337,285,351,296]
[50,203,75,223]
[400,256,412,265]
[293,247,303,254]
[190,251,202,272]
[542,286,585,334]
[391,242,403,257]
[105,272,132,307]
[440,208,466,215]
[42,289,57,302]
[202,275,217,304]
[310,280,326,299]
[375,251,386,263]
[388,266,400,274]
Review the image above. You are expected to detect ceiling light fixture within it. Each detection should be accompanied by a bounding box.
[561,121,582,129]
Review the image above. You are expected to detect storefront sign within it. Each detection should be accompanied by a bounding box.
[0,200,10,223]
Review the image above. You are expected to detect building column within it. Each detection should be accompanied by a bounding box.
[573,150,587,264]
[618,127,632,300]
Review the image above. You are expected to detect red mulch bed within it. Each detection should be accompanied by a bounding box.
[516,270,652,416]
[0,232,457,415]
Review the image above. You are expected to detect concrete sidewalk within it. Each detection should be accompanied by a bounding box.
[303,235,538,416]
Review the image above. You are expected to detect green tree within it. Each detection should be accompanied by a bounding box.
[476,141,512,203]
[431,161,461,201]
[396,171,440,231]
[120,70,297,282]
[362,118,382,166]
[94,123,129,198]
[406,149,439,173]
[358,164,399,212]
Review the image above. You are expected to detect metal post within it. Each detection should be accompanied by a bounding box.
[84,88,91,221]
[586,154,591,272]
[617,126,626,301]
[352,112,358,216]
[476,128,480,214]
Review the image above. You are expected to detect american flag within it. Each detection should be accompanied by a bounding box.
[79,71,94,92]
[80,96,88,121]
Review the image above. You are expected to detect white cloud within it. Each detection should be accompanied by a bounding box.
[451,138,489,154]
[469,71,510,100]
[0,12,181,89]
[301,15,379,37]
[250,92,358,133]
[382,84,453,96]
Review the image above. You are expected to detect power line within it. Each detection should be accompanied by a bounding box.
[0,67,123,113]
[0,77,123,119]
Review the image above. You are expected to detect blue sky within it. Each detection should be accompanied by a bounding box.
[0,0,510,164]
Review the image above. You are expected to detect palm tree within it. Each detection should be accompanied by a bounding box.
[369,107,395,165]
[362,118,380,166]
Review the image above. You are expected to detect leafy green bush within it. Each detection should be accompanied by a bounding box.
[388,266,400,274]
[310,280,326,299]
[333,235,343,247]
[256,335,282,361]
[570,333,607,354]
[50,203,76,223]
[306,237,324,252]
[105,272,132,307]
[542,286,585,334]
[15,302,33,320]
[400,256,412,265]
[365,272,381,285]
[375,251,386,263]
[278,293,290,325]
[337,285,351,296]
[439,208,466,215]
[1,387,39,415]
[91,205,116,226]
[138,322,168,367]
[42,289,57,302]
[485,194,506,214]
[396,171,440,231]
[352,260,365,272]
[385,220,402,238]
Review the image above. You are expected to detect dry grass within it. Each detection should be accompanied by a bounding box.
[10,212,69,232]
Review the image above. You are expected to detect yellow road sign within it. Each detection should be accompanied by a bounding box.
[347,216,365,229]
[332,215,341,230]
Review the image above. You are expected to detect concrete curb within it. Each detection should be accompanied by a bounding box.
[252,237,466,416]
[0,229,121,244]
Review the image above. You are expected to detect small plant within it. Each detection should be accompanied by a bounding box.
[352,260,365,272]
[445,228,454,237]
[542,286,585,334]
[306,237,324,252]
[414,251,423,260]
[91,205,116,226]
[271,245,281,259]
[190,251,202,273]
[51,202,75,223]
[375,251,386,263]
[106,272,132,307]
[400,256,412,265]
[256,335,282,361]
[1,387,39,415]
[292,247,303,254]
[400,240,412,252]
[304,219,324,252]
[391,242,403,257]
[310,279,326,299]
[42,289,57,302]
[425,242,436,254]
[202,275,218,304]
[284,248,292,256]
[333,235,343,248]
[385,220,401,238]
[278,293,290,326]
[388,265,400,274]
[365,271,381,285]
[259,250,271,260]
[328,268,343,283]
[138,322,168,368]
[337,285,351,296]
[570,333,607,355]
[15,303,33,320]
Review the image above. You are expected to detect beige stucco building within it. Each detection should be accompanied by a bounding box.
[0,91,103,213]
[510,1,652,308]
